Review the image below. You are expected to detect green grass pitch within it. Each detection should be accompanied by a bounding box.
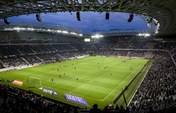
[0,56,151,109]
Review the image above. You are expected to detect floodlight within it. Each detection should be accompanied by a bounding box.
[4,18,10,25]
[36,13,42,22]
[128,13,134,22]
[105,12,109,20]
[76,11,81,21]
[147,17,153,23]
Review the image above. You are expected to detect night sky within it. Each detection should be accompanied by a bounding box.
[0,12,147,33]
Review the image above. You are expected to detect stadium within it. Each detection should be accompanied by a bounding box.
[0,0,176,113]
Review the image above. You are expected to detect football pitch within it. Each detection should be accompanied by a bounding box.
[0,56,151,109]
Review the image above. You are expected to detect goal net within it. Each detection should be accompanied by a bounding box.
[29,77,41,85]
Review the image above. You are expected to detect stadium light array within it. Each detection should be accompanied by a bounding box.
[56,30,62,33]
[153,19,160,34]
[91,34,104,39]
[128,13,134,22]
[36,13,42,22]
[4,18,10,25]
[138,33,151,37]
[78,34,83,37]
[4,27,83,37]
[47,29,51,32]
[105,12,109,20]
[62,30,69,34]
[70,32,76,35]
[76,11,81,21]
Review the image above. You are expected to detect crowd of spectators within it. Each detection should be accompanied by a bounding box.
[0,84,79,113]
[0,45,21,56]
[94,50,145,58]
[154,41,176,62]
[23,55,42,65]
[2,57,28,67]
[0,63,4,69]
[0,41,176,112]
[154,42,176,51]
[0,43,148,69]
[128,53,176,113]
[0,44,87,68]
[0,83,131,113]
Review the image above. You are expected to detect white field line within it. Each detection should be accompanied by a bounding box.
[127,62,152,106]
[65,77,107,101]
[0,60,147,103]
[101,63,143,102]
[47,64,137,102]
[0,73,13,79]
[0,73,100,102]
[30,77,41,80]
[69,92,101,101]
[0,73,96,101]
[48,82,101,101]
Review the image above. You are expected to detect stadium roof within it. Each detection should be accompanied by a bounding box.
[0,0,176,36]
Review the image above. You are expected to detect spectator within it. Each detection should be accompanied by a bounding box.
[89,104,102,113]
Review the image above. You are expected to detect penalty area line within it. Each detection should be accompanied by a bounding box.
[47,81,102,102]
[100,63,143,102]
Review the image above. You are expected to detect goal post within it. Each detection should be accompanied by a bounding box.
[29,77,41,85]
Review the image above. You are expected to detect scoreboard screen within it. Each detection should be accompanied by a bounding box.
[84,38,91,42]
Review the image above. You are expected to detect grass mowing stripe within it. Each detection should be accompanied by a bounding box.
[114,60,152,107]
[0,56,150,109]
[101,62,143,102]
[127,60,152,106]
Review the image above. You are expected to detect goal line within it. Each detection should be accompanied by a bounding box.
[29,77,42,86]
